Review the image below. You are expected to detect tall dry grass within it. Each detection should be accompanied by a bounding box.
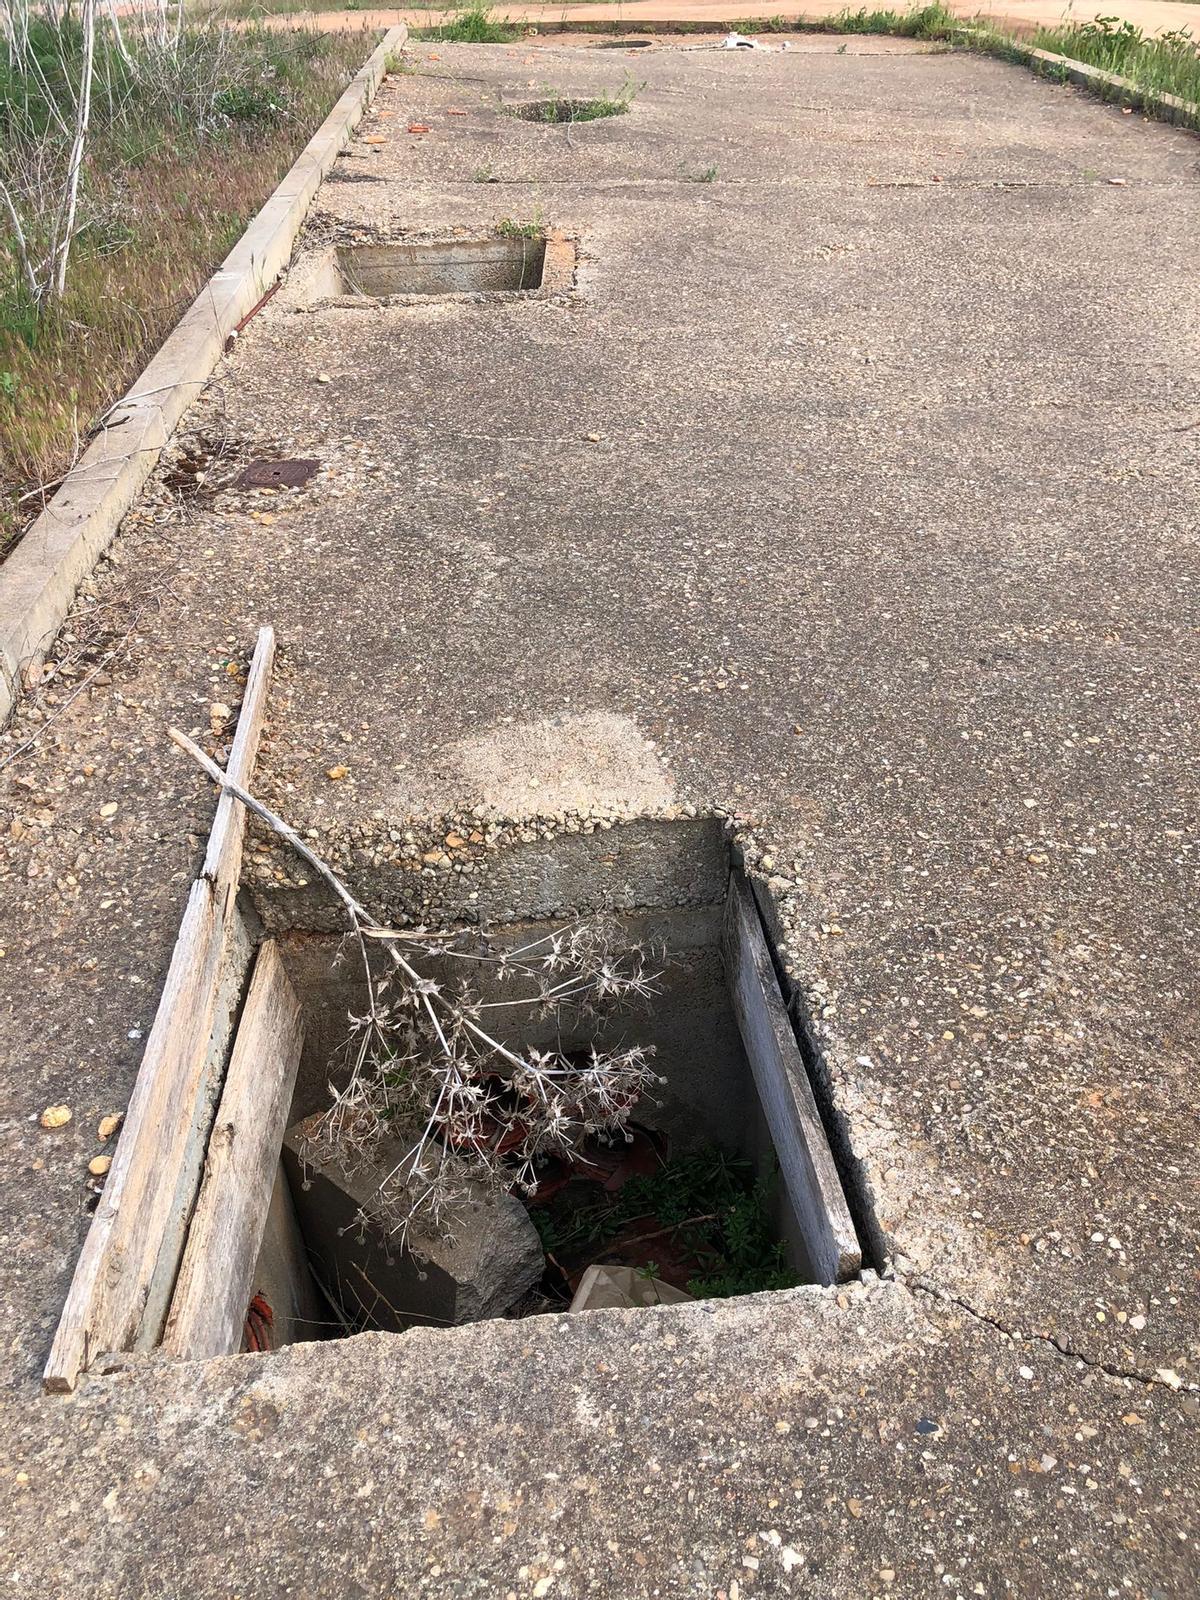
[0,14,369,549]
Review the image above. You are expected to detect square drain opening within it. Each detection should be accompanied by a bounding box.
[337,236,548,297]
[48,808,865,1382]
[220,820,862,1351]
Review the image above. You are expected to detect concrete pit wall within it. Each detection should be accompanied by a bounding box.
[246,818,861,1344]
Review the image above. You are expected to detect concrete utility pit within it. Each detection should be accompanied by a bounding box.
[511,97,630,123]
[243,822,861,1349]
[337,237,548,297]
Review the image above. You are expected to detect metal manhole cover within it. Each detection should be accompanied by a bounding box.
[238,459,319,489]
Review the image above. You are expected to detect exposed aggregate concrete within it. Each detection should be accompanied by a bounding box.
[1,37,1198,1597]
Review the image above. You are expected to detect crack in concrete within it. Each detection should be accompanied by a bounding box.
[899,1272,1195,1396]
[388,165,1200,193]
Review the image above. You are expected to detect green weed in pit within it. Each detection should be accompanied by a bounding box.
[511,71,640,125]
[495,216,544,238]
[529,1145,799,1301]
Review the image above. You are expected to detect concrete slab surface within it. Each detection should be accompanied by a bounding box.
[1,38,1197,1597]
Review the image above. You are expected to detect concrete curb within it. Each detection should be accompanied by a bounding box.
[0,24,407,730]
[1020,45,1199,125]
[967,34,1200,127]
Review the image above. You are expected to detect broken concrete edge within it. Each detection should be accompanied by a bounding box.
[722,874,862,1285]
[295,230,578,310]
[746,873,890,1279]
[250,809,735,933]
[959,31,1200,129]
[0,23,408,733]
[541,233,578,294]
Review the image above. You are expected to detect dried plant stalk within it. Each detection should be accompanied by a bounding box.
[170,728,663,1250]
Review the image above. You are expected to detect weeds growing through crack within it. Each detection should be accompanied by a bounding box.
[170,727,665,1254]
[495,214,543,238]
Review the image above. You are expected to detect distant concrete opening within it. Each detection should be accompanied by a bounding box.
[337,236,547,297]
[287,234,576,309]
[511,97,629,124]
[241,821,861,1348]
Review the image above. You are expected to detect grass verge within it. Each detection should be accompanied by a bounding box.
[827,4,958,38]
[1027,16,1200,107]
[192,0,456,14]
[412,3,519,44]
[825,7,1200,126]
[0,22,370,554]
[733,5,956,36]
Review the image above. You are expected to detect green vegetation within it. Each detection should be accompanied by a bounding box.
[412,3,518,45]
[1,18,367,551]
[1029,16,1200,106]
[735,8,953,35]
[828,4,958,39]
[530,1146,799,1301]
[513,75,639,124]
[495,215,543,238]
[820,6,1200,125]
[193,0,458,14]
[729,15,792,33]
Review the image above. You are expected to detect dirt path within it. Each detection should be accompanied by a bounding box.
[248,0,1200,39]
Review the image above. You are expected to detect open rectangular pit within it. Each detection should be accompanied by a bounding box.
[47,795,866,1380]
[199,821,863,1353]
[286,233,578,311]
[338,237,548,297]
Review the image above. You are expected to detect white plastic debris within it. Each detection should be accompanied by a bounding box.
[721,32,791,50]
[569,1264,694,1312]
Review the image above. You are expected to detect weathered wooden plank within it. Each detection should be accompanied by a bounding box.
[722,875,861,1285]
[134,905,254,1350]
[203,627,275,902]
[163,942,304,1361]
[43,627,275,1391]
